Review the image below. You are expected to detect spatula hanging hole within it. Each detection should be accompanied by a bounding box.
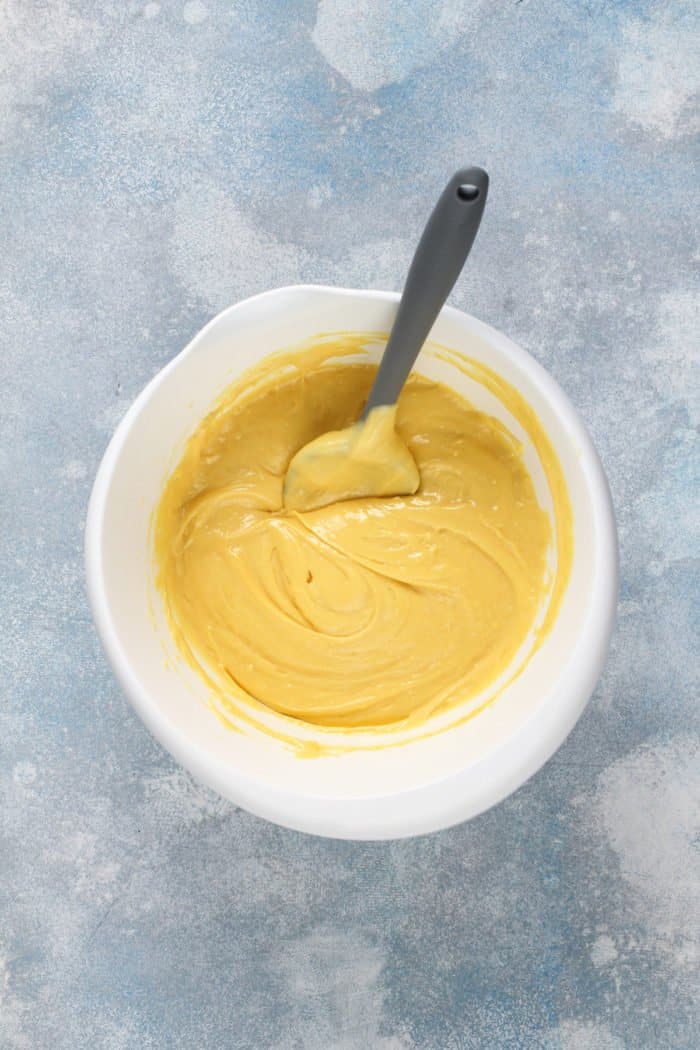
[457,184,479,202]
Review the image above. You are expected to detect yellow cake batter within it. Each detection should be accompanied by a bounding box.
[154,335,572,738]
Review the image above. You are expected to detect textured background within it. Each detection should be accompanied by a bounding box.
[2,1,698,1047]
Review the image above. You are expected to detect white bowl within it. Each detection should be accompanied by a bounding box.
[85,286,617,840]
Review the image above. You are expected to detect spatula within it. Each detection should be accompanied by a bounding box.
[284,166,489,511]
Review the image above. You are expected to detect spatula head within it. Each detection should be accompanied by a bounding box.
[283,405,419,512]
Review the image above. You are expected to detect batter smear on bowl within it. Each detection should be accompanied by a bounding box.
[153,335,573,739]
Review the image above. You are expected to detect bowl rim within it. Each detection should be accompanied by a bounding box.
[85,284,618,840]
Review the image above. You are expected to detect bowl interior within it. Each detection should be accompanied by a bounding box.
[87,286,615,837]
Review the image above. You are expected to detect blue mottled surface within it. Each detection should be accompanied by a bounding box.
[2,2,698,1047]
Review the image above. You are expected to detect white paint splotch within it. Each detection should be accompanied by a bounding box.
[543,1019,626,1050]
[631,286,700,574]
[331,236,409,291]
[169,183,307,310]
[590,933,619,968]
[0,0,101,136]
[0,949,32,1050]
[12,761,37,787]
[613,4,700,139]
[41,829,122,907]
[593,736,700,976]
[271,928,412,1050]
[312,0,484,92]
[144,766,233,825]
[183,1,208,26]
[642,287,700,426]
[57,459,88,482]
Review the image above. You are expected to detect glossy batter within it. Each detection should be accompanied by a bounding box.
[154,336,569,734]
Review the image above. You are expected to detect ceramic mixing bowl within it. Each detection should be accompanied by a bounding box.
[85,286,617,839]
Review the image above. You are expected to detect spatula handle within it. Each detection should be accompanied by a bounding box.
[363,166,489,417]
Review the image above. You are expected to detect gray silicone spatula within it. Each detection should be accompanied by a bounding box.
[284,166,489,511]
[360,165,489,419]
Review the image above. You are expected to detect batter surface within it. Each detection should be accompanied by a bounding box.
[154,336,569,734]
